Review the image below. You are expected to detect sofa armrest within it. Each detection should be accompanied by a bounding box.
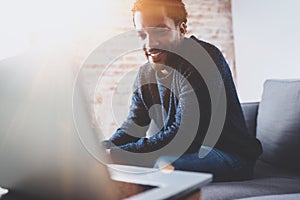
[241,102,259,136]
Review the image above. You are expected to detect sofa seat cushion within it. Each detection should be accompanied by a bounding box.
[237,193,300,200]
[254,160,300,179]
[256,79,300,172]
[201,177,300,200]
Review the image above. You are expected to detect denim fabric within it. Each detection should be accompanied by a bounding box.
[154,146,254,182]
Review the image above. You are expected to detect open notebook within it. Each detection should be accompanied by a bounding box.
[0,56,211,199]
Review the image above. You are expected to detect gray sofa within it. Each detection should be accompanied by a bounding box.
[201,79,300,200]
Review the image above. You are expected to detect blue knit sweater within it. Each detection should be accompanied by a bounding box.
[104,36,262,162]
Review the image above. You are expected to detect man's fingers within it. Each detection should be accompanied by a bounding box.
[106,149,111,154]
[102,140,112,149]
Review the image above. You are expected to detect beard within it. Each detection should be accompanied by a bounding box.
[144,48,182,72]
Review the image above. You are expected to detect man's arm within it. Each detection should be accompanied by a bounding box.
[103,76,151,149]
[110,71,207,155]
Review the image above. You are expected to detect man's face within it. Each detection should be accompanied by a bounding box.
[134,7,183,71]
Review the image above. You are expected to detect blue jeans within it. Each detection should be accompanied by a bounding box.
[154,146,255,182]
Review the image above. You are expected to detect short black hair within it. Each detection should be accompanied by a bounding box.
[132,0,188,25]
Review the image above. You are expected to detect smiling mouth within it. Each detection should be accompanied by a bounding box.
[146,49,166,62]
[149,51,162,57]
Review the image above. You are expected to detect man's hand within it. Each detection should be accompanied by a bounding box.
[105,149,111,154]
[102,140,112,155]
[102,140,113,149]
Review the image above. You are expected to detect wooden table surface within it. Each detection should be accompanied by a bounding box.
[0,187,201,200]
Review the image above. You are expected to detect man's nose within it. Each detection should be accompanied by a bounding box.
[144,34,160,49]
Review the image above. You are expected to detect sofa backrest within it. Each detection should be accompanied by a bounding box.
[241,102,259,137]
[256,79,300,172]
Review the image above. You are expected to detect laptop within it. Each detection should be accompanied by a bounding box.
[0,55,212,200]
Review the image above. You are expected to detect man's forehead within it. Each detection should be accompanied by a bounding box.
[134,7,173,30]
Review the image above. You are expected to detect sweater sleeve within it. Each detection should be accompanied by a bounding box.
[110,69,204,154]
[104,70,151,148]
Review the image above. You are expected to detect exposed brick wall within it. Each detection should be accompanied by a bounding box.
[74,0,236,138]
[185,0,236,81]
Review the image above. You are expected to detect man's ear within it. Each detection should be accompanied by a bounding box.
[179,22,187,34]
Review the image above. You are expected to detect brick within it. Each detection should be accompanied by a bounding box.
[74,0,236,137]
